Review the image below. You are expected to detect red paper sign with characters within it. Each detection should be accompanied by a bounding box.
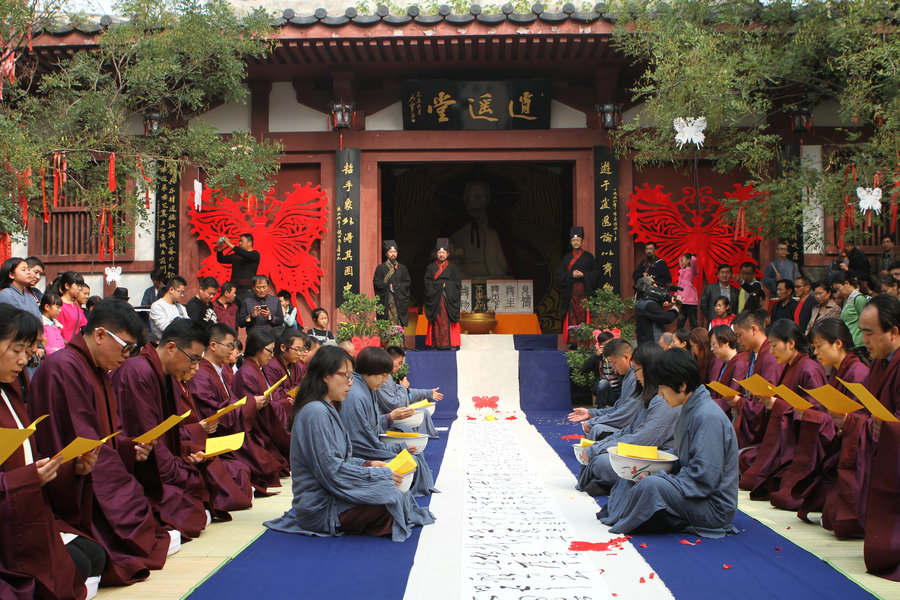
[627,183,761,289]
[190,183,329,311]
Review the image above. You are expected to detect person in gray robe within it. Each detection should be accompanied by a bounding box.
[339,347,437,497]
[375,346,443,439]
[265,346,433,542]
[576,344,681,495]
[568,339,641,440]
[598,349,739,538]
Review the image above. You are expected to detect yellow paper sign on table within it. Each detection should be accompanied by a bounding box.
[204,432,245,458]
[54,432,119,463]
[618,443,658,460]
[384,431,420,438]
[0,414,48,465]
[408,399,435,410]
[801,385,864,415]
[736,374,777,398]
[133,410,192,444]
[837,379,900,423]
[773,385,814,411]
[263,375,288,398]
[706,381,741,398]
[579,438,595,447]
[204,398,247,423]
[386,449,417,475]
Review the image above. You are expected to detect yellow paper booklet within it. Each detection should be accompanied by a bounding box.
[286,386,299,399]
[263,375,288,398]
[618,442,658,460]
[579,438,595,447]
[706,381,741,398]
[54,432,119,463]
[383,431,420,438]
[736,374,777,398]
[204,398,247,423]
[204,432,245,458]
[133,410,191,444]
[801,385,864,415]
[386,449,417,475]
[0,415,48,465]
[837,379,900,422]
[773,385,813,411]
[408,399,435,410]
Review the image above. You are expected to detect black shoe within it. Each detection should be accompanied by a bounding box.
[583,481,610,497]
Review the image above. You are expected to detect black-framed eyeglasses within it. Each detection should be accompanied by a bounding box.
[262,345,276,355]
[215,340,236,350]
[334,370,354,383]
[289,346,307,354]
[176,345,203,365]
[102,328,137,356]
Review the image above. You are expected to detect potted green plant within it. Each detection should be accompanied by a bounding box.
[335,291,394,354]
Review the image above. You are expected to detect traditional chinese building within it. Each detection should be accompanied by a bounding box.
[20,4,878,332]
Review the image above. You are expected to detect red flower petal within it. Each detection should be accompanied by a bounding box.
[723,564,732,570]
[505,415,517,420]
[639,577,646,583]
[639,543,648,548]
[561,434,585,440]
[695,539,702,543]
[775,547,782,551]
[466,416,476,420]
[649,573,655,579]
[679,539,696,546]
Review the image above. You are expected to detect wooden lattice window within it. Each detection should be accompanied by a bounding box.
[29,195,134,263]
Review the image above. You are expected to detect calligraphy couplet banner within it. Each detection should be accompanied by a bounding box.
[335,148,361,300]
[401,80,551,130]
[593,147,620,295]
[154,162,180,278]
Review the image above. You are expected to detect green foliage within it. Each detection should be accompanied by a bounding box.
[565,288,636,389]
[607,0,900,242]
[0,0,282,241]
[335,290,393,344]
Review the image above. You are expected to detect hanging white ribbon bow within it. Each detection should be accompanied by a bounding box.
[104,266,122,285]
[194,180,203,212]
[857,187,883,214]
[673,117,707,149]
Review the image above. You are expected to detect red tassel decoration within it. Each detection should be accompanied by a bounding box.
[108,212,114,257]
[99,209,106,262]
[41,168,49,223]
[108,153,116,192]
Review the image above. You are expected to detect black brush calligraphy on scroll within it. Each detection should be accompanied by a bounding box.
[154,162,180,278]
[593,147,620,294]
[335,148,361,300]
[402,80,551,130]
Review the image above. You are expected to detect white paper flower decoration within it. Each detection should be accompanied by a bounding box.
[673,117,707,149]
[857,187,883,215]
[104,266,122,285]
[194,179,203,212]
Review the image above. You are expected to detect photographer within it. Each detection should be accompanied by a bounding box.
[634,276,680,345]
[216,233,260,300]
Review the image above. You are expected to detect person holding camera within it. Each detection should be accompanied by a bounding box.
[634,276,679,345]
[237,275,283,333]
[216,233,260,300]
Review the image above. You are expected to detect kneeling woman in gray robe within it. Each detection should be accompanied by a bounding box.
[265,346,434,542]
[599,348,739,538]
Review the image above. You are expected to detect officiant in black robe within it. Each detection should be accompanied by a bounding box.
[373,240,411,327]
[557,226,598,342]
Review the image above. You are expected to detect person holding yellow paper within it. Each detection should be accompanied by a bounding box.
[190,323,285,495]
[28,299,175,586]
[576,344,681,497]
[233,329,292,466]
[739,320,827,503]
[803,318,870,530]
[708,326,750,416]
[0,306,106,599]
[731,311,785,448]
[111,318,211,540]
[262,329,309,410]
[375,346,442,439]
[339,347,437,497]
[598,349,739,538]
[264,346,433,542]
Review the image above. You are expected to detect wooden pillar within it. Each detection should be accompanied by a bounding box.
[248,80,272,140]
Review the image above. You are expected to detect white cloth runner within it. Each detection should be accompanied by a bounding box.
[403,346,673,600]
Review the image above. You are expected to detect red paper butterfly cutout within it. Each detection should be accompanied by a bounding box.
[627,183,760,288]
[190,183,329,312]
[472,396,499,410]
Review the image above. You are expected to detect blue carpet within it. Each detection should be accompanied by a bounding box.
[188,352,458,600]
[526,411,878,600]
[519,351,572,413]
[513,334,558,351]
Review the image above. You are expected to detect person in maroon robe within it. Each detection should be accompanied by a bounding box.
[174,367,252,514]
[188,323,284,494]
[708,325,750,415]
[261,329,309,411]
[27,299,173,586]
[558,227,598,344]
[732,310,785,449]
[111,319,214,539]
[232,329,292,466]
[740,319,827,503]
[0,307,102,600]
[797,318,871,526]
